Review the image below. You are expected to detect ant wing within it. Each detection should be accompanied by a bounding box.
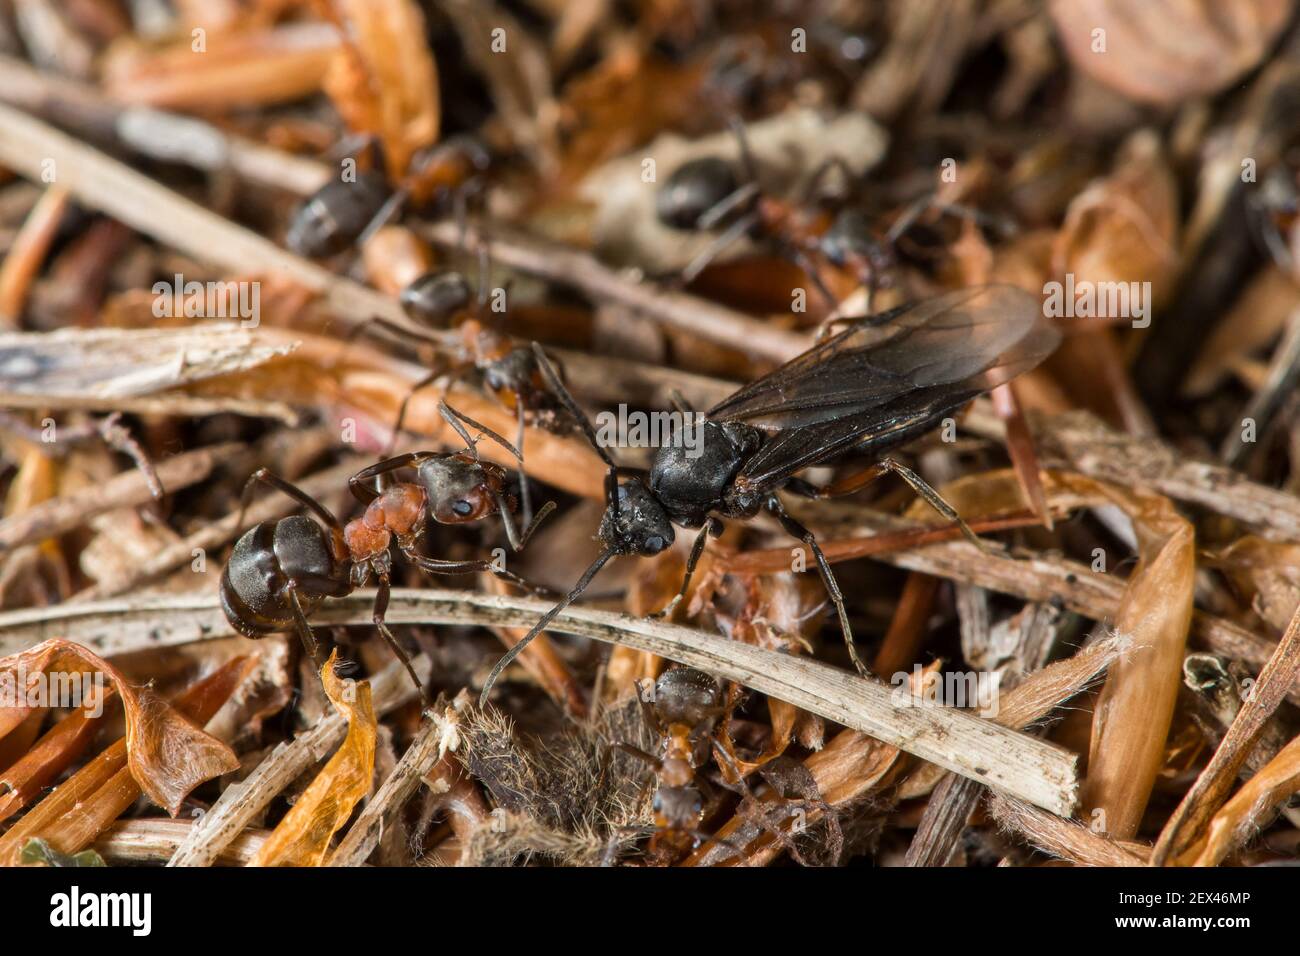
[728,291,1060,493]
[708,285,1057,429]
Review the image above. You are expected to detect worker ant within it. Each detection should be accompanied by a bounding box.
[657,121,1009,312]
[219,402,554,703]
[479,285,1061,702]
[286,135,490,259]
[351,243,572,525]
[612,667,727,860]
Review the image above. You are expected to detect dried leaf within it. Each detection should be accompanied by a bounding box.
[319,0,440,180]
[1075,478,1194,839]
[1049,0,1293,107]
[0,639,238,815]
[251,652,378,867]
[1189,731,1300,866]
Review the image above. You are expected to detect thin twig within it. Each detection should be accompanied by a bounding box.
[423,219,811,363]
[329,706,455,867]
[167,654,432,868]
[1151,600,1300,865]
[2,588,1080,814]
[0,441,241,553]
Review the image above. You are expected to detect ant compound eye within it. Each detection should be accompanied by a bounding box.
[643,535,666,554]
[652,792,663,812]
[452,500,474,517]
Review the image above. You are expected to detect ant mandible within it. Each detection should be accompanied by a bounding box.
[220,402,554,703]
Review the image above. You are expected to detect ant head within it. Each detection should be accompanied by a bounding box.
[415,454,506,525]
[657,157,740,231]
[399,270,472,327]
[599,479,675,557]
[655,668,725,729]
[818,208,880,267]
[652,785,705,831]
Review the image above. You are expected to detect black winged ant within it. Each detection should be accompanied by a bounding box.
[479,285,1061,702]
[220,402,554,704]
[286,135,490,259]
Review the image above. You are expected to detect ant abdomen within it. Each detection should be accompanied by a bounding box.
[219,515,351,638]
[655,668,724,729]
[399,270,473,327]
[657,157,739,231]
[285,172,392,259]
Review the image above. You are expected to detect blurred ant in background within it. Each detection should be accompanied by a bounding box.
[220,402,553,703]
[657,119,1011,318]
[286,134,490,259]
[1248,154,1299,272]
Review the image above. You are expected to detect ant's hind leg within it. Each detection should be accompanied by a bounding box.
[384,369,445,458]
[765,496,869,678]
[788,458,987,552]
[238,469,341,534]
[286,584,325,671]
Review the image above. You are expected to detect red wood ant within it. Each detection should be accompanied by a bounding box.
[612,667,728,859]
[657,121,1007,313]
[219,402,553,703]
[352,245,571,525]
[286,135,490,259]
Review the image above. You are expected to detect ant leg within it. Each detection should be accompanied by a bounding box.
[530,342,617,470]
[789,458,986,551]
[374,574,431,705]
[680,210,760,285]
[384,369,445,458]
[788,244,839,311]
[695,181,762,232]
[402,551,554,598]
[355,184,410,250]
[348,453,426,504]
[439,400,521,462]
[285,583,324,670]
[514,401,533,527]
[649,517,722,619]
[239,469,342,533]
[765,496,867,678]
[479,548,616,706]
[727,115,760,185]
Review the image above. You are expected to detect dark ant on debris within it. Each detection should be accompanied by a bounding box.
[219,402,554,704]
[480,284,1061,701]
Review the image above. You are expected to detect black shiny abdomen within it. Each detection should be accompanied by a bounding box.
[220,515,349,637]
[285,172,391,258]
[656,157,739,230]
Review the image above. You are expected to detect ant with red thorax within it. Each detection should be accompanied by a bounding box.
[220,402,554,703]
[611,667,729,861]
[350,242,572,526]
[657,120,1011,317]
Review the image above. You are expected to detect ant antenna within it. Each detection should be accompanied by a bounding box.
[479,547,616,706]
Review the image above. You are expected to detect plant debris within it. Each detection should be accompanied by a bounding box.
[0,0,1299,874]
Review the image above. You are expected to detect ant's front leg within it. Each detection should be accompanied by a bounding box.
[649,517,723,620]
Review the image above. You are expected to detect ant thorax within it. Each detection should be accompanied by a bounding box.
[343,482,429,568]
[648,419,762,525]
